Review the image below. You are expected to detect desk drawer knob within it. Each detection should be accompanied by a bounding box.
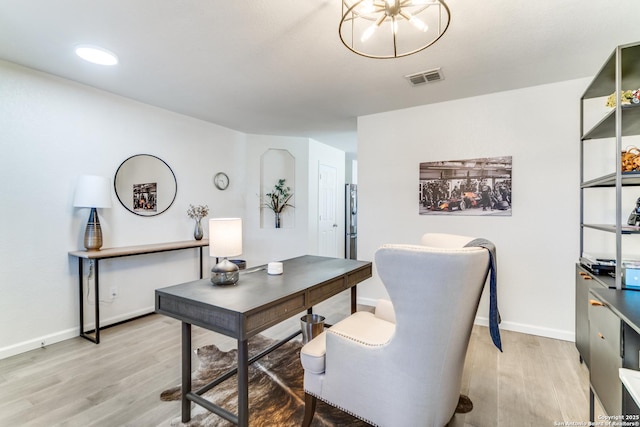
[589,299,605,307]
[598,332,605,340]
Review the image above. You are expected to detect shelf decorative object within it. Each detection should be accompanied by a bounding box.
[606,88,640,109]
[262,179,294,228]
[622,146,640,172]
[606,90,635,107]
[187,204,209,240]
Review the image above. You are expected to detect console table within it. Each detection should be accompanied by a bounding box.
[156,255,372,426]
[69,239,209,344]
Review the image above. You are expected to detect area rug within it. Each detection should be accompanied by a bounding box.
[161,335,472,426]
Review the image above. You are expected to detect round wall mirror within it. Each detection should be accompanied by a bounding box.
[114,154,177,217]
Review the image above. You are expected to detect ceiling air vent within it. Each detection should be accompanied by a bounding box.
[405,68,444,86]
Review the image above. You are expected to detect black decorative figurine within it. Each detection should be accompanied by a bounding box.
[628,197,640,226]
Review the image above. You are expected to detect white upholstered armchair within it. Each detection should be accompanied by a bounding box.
[299,233,493,427]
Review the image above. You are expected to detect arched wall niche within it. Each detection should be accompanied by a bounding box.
[260,149,295,229]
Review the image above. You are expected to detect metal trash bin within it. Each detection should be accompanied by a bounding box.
[300,314,325,344]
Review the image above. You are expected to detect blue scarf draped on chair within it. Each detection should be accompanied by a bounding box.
[465,238,502,352]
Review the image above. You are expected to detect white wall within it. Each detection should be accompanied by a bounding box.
[345,153,358,184]
[357,78,589,341]
[0,60,343,358]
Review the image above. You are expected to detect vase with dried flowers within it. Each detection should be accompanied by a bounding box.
[187,204,209,240]
[263,179,294,228]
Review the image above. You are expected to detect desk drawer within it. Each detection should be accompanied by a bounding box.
[347,264,372,286]
[246,294,306,335]
[308,277,345,306]
[589,294,622,415]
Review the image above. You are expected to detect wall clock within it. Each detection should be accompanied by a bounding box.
[213,172,229,190]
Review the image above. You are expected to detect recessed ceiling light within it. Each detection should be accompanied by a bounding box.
[75,45,119,66]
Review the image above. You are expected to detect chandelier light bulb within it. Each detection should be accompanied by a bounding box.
[361,0,375,13]
[361,24,377,42]
[410,16,428,32]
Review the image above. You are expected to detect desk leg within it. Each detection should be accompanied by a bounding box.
[238,339,249,427]
[199,247,203,279]
[351,285,357,314]
[182,322,192,423]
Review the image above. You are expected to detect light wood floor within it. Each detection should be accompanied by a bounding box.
[0,291,599,426]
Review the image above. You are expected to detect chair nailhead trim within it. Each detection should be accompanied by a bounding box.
[304,390,380,427]
[328,329,388,347]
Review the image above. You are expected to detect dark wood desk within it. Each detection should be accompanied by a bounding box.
[155,255,372,426]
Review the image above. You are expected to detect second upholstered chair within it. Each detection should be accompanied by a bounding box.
[299,233,492,427]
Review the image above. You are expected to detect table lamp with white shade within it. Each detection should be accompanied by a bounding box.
[209,218,243,285]
[73,175,112,251]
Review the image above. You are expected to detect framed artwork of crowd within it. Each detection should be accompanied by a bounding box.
[419,156,512,216]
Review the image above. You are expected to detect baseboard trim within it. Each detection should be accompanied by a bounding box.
[0,327,78,360]
[472,316,574,342]
[3,300,576,360]
[357,297,574,342]
[0,306,156,360]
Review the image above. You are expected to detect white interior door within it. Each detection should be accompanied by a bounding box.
[318,164,338,257]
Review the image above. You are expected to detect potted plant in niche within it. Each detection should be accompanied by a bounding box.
[263,179,294,228]
[187,204,209,240]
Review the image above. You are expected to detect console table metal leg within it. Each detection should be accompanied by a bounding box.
[78,259,84,338]
[238,339,249,427]
[94,260,100,343]
[589,386,594,423]
[199,247,203,279]
[182,322,192,423]
[79,259,100,344]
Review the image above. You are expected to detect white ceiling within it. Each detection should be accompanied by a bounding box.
[1,0,640,153]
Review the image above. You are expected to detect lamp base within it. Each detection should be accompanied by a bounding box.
[84,208,103,251]
[211,258,239,286]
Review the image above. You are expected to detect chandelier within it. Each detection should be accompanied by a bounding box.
[339,0,450,59]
